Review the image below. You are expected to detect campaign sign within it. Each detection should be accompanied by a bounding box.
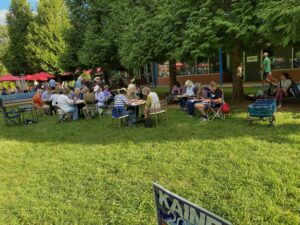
[153,183,232,225]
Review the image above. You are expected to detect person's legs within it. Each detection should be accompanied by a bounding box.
[195,103,208,120]
[128,110,136,124]
[65,106,78,120]
[276,89,284,108]
[187,101,196,116]
[144,106,150,119]
[82,106,89,119]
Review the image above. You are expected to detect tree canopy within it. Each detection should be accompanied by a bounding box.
[4,0,32,75]
[3,0,299,97]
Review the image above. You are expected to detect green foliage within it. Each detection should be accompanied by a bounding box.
[78,0,122,70]
[0,25,9,74]
[61,0,89,71]
[258,0,300,46]
[4,0,32,75]
[25,0,71,74]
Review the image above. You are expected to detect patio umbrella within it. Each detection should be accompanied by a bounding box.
[31,74,48,81]
[36,72,55,79]
[0,74,21,82]
[23,75,36,81]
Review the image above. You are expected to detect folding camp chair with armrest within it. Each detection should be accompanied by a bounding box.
[206,89,226,121]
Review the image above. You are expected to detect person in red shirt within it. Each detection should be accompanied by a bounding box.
[33,90,49,114]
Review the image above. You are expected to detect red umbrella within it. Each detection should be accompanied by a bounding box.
[31,74,48,81]
[23,75,36,81]
[0,74,21,82]
[37,72,55,78]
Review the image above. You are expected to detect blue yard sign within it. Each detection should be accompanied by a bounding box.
[153,183,232,225]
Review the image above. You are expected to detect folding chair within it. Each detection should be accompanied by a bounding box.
[110,106,129,128]
[53,105,72,123]
[206,89,226,121]
[149,100,168,126]
[2,107,21,126]
[83,103,97,120]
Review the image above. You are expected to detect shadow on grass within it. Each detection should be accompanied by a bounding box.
[0,108,299,147]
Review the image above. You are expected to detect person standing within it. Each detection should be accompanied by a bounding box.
[49,79,56,90]
[262,52,271,81]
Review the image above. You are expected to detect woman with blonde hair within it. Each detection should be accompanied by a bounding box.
[180,80,195,109]
[142,87,160,119]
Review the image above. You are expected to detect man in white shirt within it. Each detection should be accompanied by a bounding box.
[56,91,78,120]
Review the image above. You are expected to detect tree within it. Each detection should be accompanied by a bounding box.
[119,0,193,90]
[0,25,9,74]
[4,0,32,75]
[183,0,265,101]
[258,0,300,46]
[26,0,71,74]
[78,0,127,83]
[62,0,89,72]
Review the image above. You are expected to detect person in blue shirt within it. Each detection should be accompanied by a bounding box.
[49,79,56,90]
[75,76,83,89]
[113,88,136,126]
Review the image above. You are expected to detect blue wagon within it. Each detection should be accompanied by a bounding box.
[248,99,277,126]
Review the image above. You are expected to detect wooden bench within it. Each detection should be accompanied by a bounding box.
[0,93,36,126]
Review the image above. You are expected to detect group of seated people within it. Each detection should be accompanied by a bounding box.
[266,72,294,109]
[170,80,223,121]
[31,82,161,125]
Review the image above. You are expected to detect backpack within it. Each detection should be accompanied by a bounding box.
[144,118,153,128]
[221,103,230,114]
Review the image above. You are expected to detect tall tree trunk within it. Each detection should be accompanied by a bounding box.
[231,42,244,101]
[169,59,177,91]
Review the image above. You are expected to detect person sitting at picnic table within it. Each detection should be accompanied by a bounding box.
[1,88,8,95]
[186,84,209,117]
[56,90,78,121]
[179,80,195,109]
[70,88,84,100]
[114,88,136,126]
[49,90,59,115]
[41,87,52,102]
[127,84,140,118]
[103,85,114,105]
[166,81,184,103]
[82,87,97,119]
[194,81,223,121]
[142,87,160,119]
[95,85,106,115]
[41,87,52,114]
[275,72,292,109]
[33,90,50,114]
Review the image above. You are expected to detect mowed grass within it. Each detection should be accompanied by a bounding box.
[0,98,299,224]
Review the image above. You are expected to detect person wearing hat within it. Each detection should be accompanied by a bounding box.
[114,88,136,125]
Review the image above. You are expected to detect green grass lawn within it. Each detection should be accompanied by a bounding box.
[0,100,299,224]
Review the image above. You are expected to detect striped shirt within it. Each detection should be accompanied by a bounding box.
[114,94,129,107]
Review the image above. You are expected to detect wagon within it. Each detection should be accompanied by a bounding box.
[248,99,277,126]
